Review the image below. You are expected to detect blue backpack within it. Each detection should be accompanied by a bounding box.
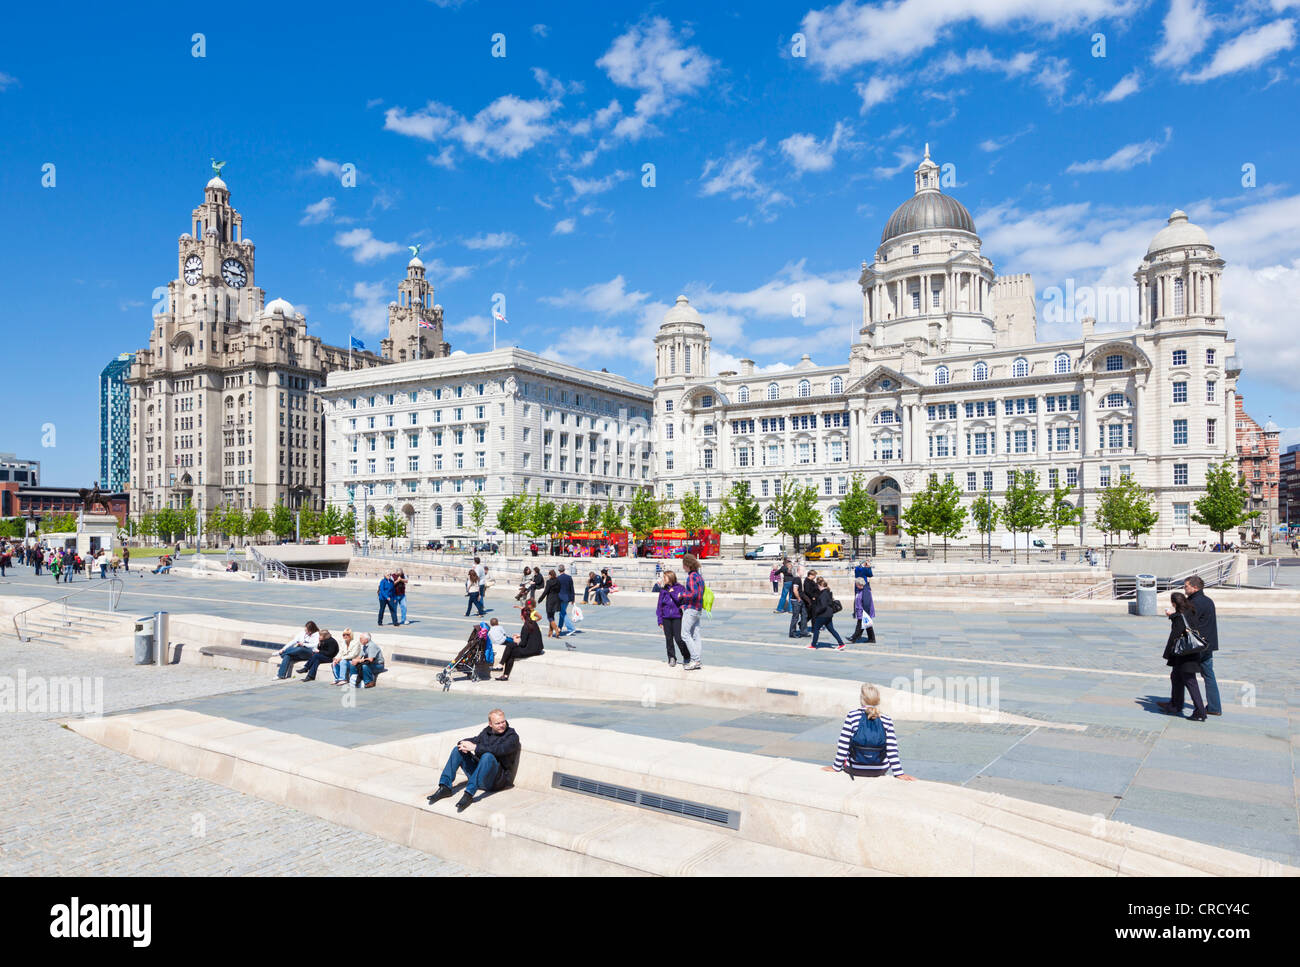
[849,713,887,774]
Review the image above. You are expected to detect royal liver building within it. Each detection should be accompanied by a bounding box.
[653,148,1238,546]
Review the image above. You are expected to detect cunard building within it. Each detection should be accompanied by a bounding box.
[126,168,449,518]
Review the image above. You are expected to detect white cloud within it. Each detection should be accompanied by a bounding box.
[780,122,853,174]
[312,158,346,178]
[934,47,1038,78]
[334,228,405,263]
[799,0,1139,75]
[331,281,391,335]
[566,170,629,196]
[553,218,577,235]
[699,142,791,218]
[300,197,336,225]
[533,23,549,37]
[461,232,520,250]
[1100,69,1141,101]
[447,314,491,339]
[1181,18,1296,82]
[427,147,456,169]
[1065,128,1172,173]
[384,94,559,159]
[979,125,1034,152]
[422,258,475,284]
[1153,0,1216,68]
[596,17,716,141]
[872,147,919,179]
[533,193,555,210]
[541,275,650,314]
[0,72,19,90]
[855,74,904,112]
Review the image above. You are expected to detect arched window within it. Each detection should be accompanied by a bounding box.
[738,385,750,402]
[873,409,899,424]
[973,361,988,381]
[934,366,949,386]
[1012,357,1029,378]
[1053,353,1071,374]
[767,382,779,400]
[454,503,464,528]
[765,508,777,527]
[433,504,442,528]
[830,376,844,394]
[798,379,811,398]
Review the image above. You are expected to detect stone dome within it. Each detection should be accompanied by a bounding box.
[206,175,228,191]
[408,255,424,268]
[881,191,977,243]
[661,294,703,328]
[263,297,294,317]
[1146,210,1212,255]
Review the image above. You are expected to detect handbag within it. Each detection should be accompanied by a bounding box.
[1172,614,1209,657]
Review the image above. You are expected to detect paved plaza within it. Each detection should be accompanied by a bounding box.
[3,567,1298,869]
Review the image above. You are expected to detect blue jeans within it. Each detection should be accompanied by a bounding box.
[332,660,354,683]
[1200,651,1222,715]
[558,600,573,633]
[777,582,792,612]
[809,615,844,648]
[395,595,407,624]
[595,588,609,605]
[440,748,501,796]
[358,661,385,685]
[301,652,330,681]
[278,645,313,678]
[465,591,485,616]
[378,597,398,624]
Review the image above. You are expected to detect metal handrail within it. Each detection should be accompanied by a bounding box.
[12,576,125,643]
[1237,558,1279,587]
[1067,577,1115,600]
[1163,554,1237,589]
[246,545,344,582]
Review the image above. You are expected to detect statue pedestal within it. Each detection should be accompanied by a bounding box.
[76,513,120,557]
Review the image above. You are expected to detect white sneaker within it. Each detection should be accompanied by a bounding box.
[684,660,702,671]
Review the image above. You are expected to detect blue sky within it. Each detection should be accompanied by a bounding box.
[3,0,1299,485]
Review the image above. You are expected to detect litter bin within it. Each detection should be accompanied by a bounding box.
[1135,574,1157,616]
[133,621,154,665]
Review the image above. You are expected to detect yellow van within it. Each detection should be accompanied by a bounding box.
[803,542,843,561]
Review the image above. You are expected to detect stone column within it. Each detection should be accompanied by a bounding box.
[1133,380,1145,452]
[1082,386,1095,455]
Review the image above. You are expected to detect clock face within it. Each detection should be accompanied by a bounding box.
[183,255,203,285]
[221,258,247,289]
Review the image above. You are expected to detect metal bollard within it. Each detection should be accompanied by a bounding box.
[154,611,170,666]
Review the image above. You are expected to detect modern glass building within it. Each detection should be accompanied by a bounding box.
[100,352,134,491]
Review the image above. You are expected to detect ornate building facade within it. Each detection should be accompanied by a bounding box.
[125,173,447,518]
[653,150,1240,547]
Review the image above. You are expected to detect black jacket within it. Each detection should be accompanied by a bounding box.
[465,723,522,788]
[1162,613,1202,671]
[543,577,560,608]
[315,635,339,660]
[1188,591,1218,653]
[802,578,819,604]
[513,624,545,658]
[814,587,836,619]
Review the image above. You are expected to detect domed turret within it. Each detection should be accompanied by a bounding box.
[661,294,704,328]
[263,297,294,318]
[880,145,976,243]
[1146,210,1212,256]
[654,295,710,382]
[1133,209,1224,327]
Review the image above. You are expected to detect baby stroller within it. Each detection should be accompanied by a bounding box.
[436,625,492,691]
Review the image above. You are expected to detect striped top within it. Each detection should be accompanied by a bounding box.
[832,709,903,777]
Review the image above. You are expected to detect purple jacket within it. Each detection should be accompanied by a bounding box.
[656,584,684,623]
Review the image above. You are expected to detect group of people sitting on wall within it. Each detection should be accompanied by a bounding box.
[275,621,385,687]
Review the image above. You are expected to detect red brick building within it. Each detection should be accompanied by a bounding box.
[1234,396,1280,540]
[0,485,129,527]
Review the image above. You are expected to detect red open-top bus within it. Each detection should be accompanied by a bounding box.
[549,529,630,557]
[642,528,721,559]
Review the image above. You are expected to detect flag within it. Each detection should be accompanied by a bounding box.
[418,320,434,330]
[494,309,508,324]
[350,336,365,350]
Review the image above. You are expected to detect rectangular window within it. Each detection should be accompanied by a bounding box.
[1048,468,1059,487]
[1066,467,1079,487]
[1108,424,1123,449]
[1173,419,1188,445]
[1174,503,1189,526]
[973,432,988,456]
[1206,419,1216,445]
[1206,380,1216,402]
[1173,381,1187,404]
[1206,349,1216,365]
[408,456,419,472]
[1174,463,1188,486]
[761,479,770,498]
[983,471,993,491]
[1172,349,1187,366]
[1014,430,1028,454]
[911,290,920,311]
[1099,466,1112,488]
[704,450,714,469]
[966,471,977,492]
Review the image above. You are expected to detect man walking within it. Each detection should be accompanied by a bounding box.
[1184,575,1221,716]
[122,545,130,572]
[556,564,576,647]
[377,573,398,626]
[776,558,794,613]
[799,568,819,637]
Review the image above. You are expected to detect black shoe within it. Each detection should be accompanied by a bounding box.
[456,792,474,812]
[1189,712,1207,722]
[426,784,453,805]
[1155,701,1181,715]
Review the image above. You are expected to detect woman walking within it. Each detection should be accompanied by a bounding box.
[392,571,408,626]
[808,576,845,649]
[848,576,876,643]
[542,568,561,637]
[1156,592,1208,721]
[656,569,690,666]
[823,683,915,780]
[464,567,486,617]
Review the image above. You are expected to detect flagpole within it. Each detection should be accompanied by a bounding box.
[493,314,497,352]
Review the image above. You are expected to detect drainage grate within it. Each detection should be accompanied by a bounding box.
[765,687,799,696]
[552,772,740,830]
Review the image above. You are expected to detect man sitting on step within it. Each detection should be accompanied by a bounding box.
[426,709,521,812]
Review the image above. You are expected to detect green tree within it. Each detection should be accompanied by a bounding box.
[181,503,198,541]
[527,496,557,542]
[376,508,406,540]
[138,512,156,540]
[1093,482,1129,553]
[225,507,248,545]
[836,474,873,556]
[717,480,761,556]
[341,507,357,539]
[469,495,489,538]
[269,504,294,542]
[1047,483,1082,549]
[205,509,226,543]
[1001,468,1048,562]
[319,504,344,537]
[790,485,824,549]
[678,491,707,537]
[555,501,584,533]
[40,512,78,534]
[930,477,967,562]
[969,494,1000,562]
[627,488,665,542]
[247,507,271,543]
[1116,476,1159,545]
[495,495,525,552]
[155,508,183,543]
[587,502,603,530]
[1192,459,1252,549]
[599,500,624,534]
[900,483,932,555]
[299,505,322,540]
